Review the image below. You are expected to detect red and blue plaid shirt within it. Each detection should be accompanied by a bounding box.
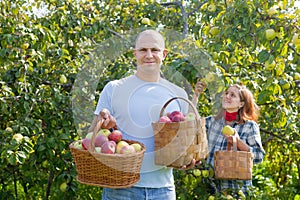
[206,116,265,192]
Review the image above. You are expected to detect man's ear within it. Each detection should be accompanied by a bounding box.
[162,49,168,59]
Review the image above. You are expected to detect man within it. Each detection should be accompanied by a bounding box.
[89,29,195,200]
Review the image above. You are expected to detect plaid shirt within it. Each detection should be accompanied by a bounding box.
[206,116,265,192]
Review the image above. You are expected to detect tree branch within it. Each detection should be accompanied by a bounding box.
[187,0,208,17]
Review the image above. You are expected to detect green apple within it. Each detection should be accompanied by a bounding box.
[42,160,49,168]
[267,6,278,16]
[292,33,300,45]
[265,60,276,70]
[282,81,290,90]
[207,4,216,12]
[95,147,101,153]
[12,133,23,142]
[205,72,215,82]
[265,29,276,40]
[208,195,215,200]
[98,129,111,137]
[115,5,122,11]
[59,74,67,84]
[73,141,82,149]
[85,132,93,139]
[202,170,209,178]
[116,140,129,154]
[294,72,300,80]
[209,27,220,37]
[185,112,196,121]
[60,182,67,192]
[222,125,235,136]
[141,17,150,25]
[131,143,142,152]
[193,169,201,177]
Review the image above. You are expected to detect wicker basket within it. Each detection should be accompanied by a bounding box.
[152,97,208,169]
[214,135,254,180]
[70,120,146,188]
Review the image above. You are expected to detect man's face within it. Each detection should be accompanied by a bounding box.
[134,33,167,74]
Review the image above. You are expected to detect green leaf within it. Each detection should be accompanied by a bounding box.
[258,50,270,63]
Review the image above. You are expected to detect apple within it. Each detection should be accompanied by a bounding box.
[208,195,215,200]
[115,5,122,11]
[42,160,49,168]
[141,17,150,25]
[101,141,116,154]
[95,147,101,153]
[59,74,67,84]
[119,145,136,154]
[207,4,216,12]
[98,129,111,137]
[265,60,276,70]
[294,72,300,80]
[209,27,220,37]
[292,33,300,45]
[205,72,215,82]
[158,116,172,123]
[108,130,122,143]
[85,132,93,139]
[193,169,201,177]
[94,134,108,147]
[73,140,83,149]
[169,111,185,122]
[265,28,276,40]
[185,112,196,121]
[222,125,235,136]
[12,133,23,142]
[202,170,209,178]
[116,140,129,153]
[282,81,290,90]
[267,6,278,16]
[60,182,67,192]
[131,143,142,152]
[82,138,91,150]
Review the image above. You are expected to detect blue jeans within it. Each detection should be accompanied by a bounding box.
[101,186,176,200]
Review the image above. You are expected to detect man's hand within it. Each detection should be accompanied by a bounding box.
[99,109,116,129]
[180,159,202,170]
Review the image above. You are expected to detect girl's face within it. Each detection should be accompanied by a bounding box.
[222,86,245,112]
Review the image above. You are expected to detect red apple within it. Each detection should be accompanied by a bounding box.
[169,111,182,120]
[116,140,129,153]
[119,145,135,154]
[82,138,91,150]
[158,116,172,123]
[94,134,108,147]
[169,111,185,122]
[108,130,122,143]
[101,141,116,154]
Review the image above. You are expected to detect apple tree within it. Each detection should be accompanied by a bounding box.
[0,0,299,199]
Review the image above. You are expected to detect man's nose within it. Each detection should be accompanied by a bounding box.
[145,49,153,57]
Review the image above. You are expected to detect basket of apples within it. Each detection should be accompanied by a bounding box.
[152,97,208,169]
[69,119,146,188]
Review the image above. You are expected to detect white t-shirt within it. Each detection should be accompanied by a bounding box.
[94,74,188,188]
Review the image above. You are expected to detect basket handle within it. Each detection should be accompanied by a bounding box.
[89,118,104,152]
[227,135,237,151]
[159,96,201,120]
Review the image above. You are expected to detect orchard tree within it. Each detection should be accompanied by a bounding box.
[0,0,299,199]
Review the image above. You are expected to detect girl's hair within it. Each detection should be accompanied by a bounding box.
[216,84,260,123]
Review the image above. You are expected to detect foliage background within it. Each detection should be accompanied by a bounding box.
[0,0,299,199]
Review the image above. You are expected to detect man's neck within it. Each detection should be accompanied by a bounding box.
[135,71,161,82]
